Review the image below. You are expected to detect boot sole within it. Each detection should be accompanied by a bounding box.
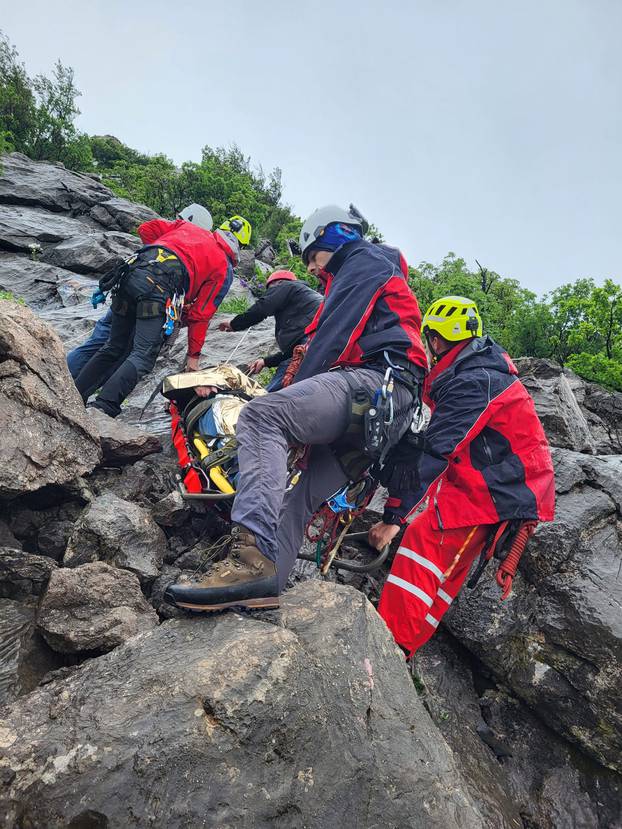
[175,596,280,612]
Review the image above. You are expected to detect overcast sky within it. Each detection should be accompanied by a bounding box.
[4,1,621,293]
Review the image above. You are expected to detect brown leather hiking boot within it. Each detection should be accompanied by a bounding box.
[164,525,279,612]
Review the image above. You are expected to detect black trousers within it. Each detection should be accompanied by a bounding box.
[74,268,172,417]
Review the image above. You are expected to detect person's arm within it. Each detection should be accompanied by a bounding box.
[264,351,287,368]
[137,219,177,245]
[230,285,286,332]
[184,263,233,359]
[382,372,504,525]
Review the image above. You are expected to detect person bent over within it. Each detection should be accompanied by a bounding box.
[73,207,250,417]
[165,204,428,611]
[219,269,321,391]
[375,296,555,656]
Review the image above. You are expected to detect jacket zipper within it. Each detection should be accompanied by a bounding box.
[482,432,493,464]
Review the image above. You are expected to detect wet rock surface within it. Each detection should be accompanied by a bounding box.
[37,561,158,654]
[416,633,622,829]
[0,548,57,601]
[0,582,487,829]
[2,156,622,827]
[0,300,101,497]
[0,599,62,707]
[63,492,167,581]
[86,407,161,465]
[443,447,622,772]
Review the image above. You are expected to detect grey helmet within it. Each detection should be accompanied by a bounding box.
[178,203,213,231]
[299,204,367,263]
[215,228,241,264]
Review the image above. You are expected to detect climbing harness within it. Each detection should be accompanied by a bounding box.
[302,475,386,575]
[163,292,185,336]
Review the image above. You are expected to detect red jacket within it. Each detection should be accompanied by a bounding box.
[384,336,555,528]
[138,219,236,356]
[297,239,427,381]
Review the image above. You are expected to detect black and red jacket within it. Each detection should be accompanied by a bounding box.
[384,336,555,527]
[296,239,427,382]
[138,219,236,357]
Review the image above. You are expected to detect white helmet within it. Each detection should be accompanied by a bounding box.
[299,204,366,263]
[178,203,213,231]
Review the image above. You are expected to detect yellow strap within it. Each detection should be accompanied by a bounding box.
[443,525,479,580]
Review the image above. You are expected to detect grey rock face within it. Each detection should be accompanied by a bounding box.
[0,153,113,212]
[0,203,97,252]
[0,548,57,601]
[514,357,595,452]
[37,561,158,655]
[444,448,622,772]
[42,230,140,274]
[0,300,101,497]
[86,408,161,465]
[0,599,61,706]
[0,582,487,829]
[416,634,622,829]
[63,492,167,581]
[89,198,158,232]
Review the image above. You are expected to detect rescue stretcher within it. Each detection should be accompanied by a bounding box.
[162,364,390,575]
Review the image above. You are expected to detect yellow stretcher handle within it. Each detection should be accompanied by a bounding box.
[192,436,235,494]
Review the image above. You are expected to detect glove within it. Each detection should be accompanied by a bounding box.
[91,289,107,309]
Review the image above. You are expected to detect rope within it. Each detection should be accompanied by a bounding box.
[443,525,479,580]
[225,327,252,364]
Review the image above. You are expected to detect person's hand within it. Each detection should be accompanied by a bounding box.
[185,356,200,372]
[368,521,401,550]
[248,357,265,375]
[195,385,217,398]
[218,321,233,332]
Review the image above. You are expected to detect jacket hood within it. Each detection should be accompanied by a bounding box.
[214,229,240,264]
[427,336,517,399]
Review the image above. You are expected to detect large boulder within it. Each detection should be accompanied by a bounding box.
[89,198,158,232]
[0,153,113,213]
[37,562,158,654]
[0,300,101,497]
[0,254,77,308]
[514,358,595,452]
[416,634,622,829]
[63,492,167,581]
[443,447,622,772]
[42,230,141,274]
[0,582,488,828]
[0,548,57,601]
[0,204,97,252]
[0,599,61,707]
[86,408,161,465]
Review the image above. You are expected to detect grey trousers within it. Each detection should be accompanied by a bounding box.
[231,368,413,591]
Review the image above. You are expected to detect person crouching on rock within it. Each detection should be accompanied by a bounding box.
[73,208,251,417]
[373,296,556,657]
[218,270,322,391]
[164,204,429,612]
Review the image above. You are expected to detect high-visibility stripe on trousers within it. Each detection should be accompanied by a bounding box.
[378,506,490,656]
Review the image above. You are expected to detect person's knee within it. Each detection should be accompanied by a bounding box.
[127,349,158,378]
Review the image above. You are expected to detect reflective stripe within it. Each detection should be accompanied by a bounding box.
[425,613,440,628]
[396,546,444,581]
[386,575,434,607]
[437,588,453,605]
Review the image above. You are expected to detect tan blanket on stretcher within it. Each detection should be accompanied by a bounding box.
[161,364,267,436]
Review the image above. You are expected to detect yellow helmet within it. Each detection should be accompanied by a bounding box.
[220,215,252,246]
[422,295,483,341]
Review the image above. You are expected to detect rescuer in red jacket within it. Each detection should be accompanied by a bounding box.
[373,295,555,656]
[73,206,250,417]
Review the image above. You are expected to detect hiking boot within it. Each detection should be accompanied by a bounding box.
[164,525,279,612]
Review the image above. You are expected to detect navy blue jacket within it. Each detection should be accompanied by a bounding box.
[295,240,427,382]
